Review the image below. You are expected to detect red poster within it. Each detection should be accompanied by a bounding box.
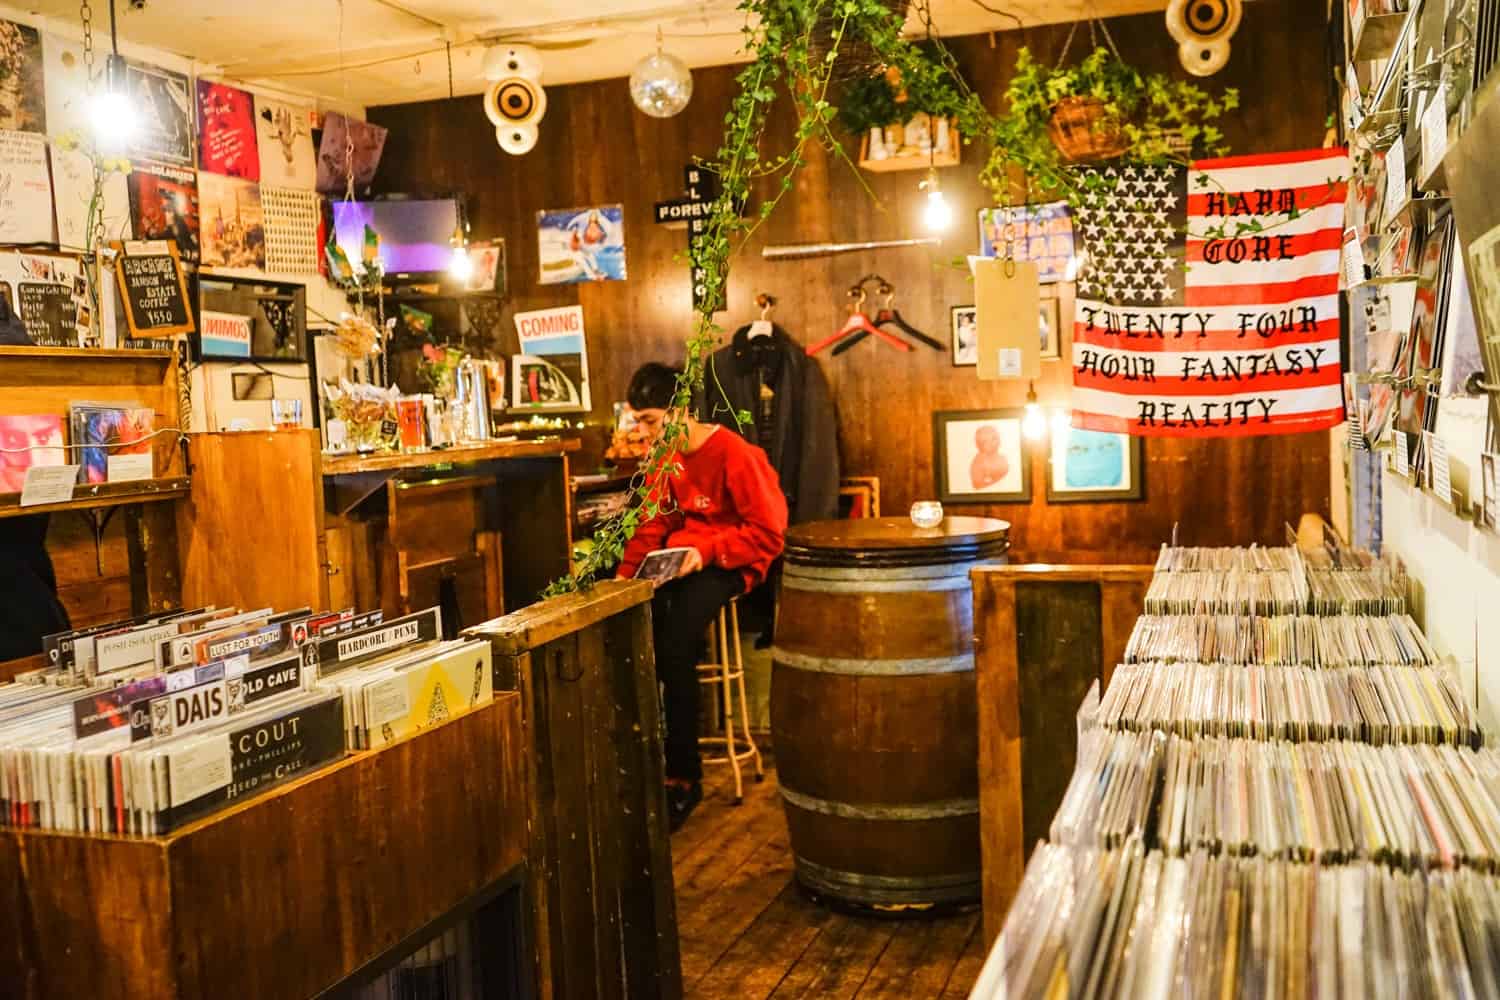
[196,80,259,181]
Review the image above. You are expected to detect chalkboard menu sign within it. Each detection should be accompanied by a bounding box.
[110,240,195,339]
[19,282,74,344]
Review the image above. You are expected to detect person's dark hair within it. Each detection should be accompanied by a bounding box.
[627,363,683,411]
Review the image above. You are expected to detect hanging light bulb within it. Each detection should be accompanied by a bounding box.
[1022,382,1047,441]
[920,169,952,232]
[89,16,136,151]
[630,27,693,118]
[447,222,472,282]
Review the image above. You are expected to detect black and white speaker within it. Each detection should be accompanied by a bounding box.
[1166,0,1243,77]
[483,45,546,155]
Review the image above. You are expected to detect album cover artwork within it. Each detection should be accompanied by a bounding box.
[68,403,153,484]
[0,413,64,492]
[126,60,193,165]
[128,160,200,263]
[198,173,265,269]
[0,19,46,133]
[196,79,258,180]
[315,112,386,195]
[255,96,315,189]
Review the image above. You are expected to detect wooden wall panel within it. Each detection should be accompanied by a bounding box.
[369,0,1333,563]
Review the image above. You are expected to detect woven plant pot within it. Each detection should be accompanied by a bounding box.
[1047,95,1129,163]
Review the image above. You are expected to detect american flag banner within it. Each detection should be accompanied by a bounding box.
[1071,148,1349,437]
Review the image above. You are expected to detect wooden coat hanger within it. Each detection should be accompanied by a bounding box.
[748,292,776,338]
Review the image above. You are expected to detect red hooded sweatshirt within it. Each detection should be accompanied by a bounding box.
[617,425,788,590]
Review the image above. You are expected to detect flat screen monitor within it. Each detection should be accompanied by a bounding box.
[331,198,459,280]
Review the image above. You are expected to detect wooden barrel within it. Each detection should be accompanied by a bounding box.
[771,516,1010,912]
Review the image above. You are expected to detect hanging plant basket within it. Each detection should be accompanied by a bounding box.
[1046,95,1129,163]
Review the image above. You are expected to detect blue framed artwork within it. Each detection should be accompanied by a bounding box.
[1046,425,1143,503]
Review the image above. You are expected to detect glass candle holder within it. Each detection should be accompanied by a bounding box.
[910,501,944,528]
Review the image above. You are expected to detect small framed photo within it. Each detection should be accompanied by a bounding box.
[1483,451,1499,528]
[1039,294,1061,361]
[1046,425,1144,503]
[932,409,1031,503]
[950,305,978,367]
[465,239,507,296]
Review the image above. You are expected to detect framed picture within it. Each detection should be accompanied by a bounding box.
[1039,294,1061,361]
[951,305,978,366]
[932,409,1031,503]
[465,239,507,296]
[1046,426,1144,503]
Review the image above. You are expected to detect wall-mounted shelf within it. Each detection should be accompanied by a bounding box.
[0,476,190,519]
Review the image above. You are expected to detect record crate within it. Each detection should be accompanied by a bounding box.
[0,691,527,1000]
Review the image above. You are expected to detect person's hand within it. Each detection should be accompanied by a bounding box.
[678,548,704,577]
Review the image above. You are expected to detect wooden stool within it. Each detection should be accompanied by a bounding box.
[697,596,764,804]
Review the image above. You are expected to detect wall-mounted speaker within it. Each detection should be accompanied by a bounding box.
[1166,0,1242,76]
[482,45,546,155]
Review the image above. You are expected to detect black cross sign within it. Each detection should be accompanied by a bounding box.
[654,164,736,311]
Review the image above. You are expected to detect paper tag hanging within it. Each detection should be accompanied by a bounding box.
[974,257,1041,381]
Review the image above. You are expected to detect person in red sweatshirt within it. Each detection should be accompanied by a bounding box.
[617,362,788,829]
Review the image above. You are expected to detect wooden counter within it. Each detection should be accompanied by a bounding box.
[320,436,578,476]
[969,563,1154,947]
[180,431,579,617]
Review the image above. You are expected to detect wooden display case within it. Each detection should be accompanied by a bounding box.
[469,581,682,1000]
[969,563,1155,947]
[1,693,527,999]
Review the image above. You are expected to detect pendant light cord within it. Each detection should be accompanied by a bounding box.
[446,40,453,99]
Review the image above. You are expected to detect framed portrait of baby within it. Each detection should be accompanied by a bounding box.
[932,409,1031,503]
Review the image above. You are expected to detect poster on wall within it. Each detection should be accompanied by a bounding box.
[196,80,259,180]
[127,161,201,263]
[126,60,193,165]
[0,130,54,243]
[315,112,386,195]
[0,251,83,346]
[977,202,1074,283]
[254,96,315,189]
[536,205,626,284]
[42,34,132,249]
[198,173,265,269]
[511,305,591,411]
[1071,149,1348,437]
[261,185,320,275]
[0,19,46,133]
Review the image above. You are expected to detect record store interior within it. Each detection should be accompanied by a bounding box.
[10,0,1500,996]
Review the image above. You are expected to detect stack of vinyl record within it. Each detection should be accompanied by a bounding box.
[1124,613,1436,666]
[974,542,1491,998]
[974,839,1500,1000]
[0,603,493,837]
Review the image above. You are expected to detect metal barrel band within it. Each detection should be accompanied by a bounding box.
[793,856,980,907]
[783,539,1010,569]
[770,649,974,676]
[783,562,979,582]
[778,784,979,820]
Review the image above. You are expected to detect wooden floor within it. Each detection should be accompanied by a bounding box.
[671,759,985,999]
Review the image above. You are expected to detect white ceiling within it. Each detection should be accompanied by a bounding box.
[14,0,1170,107]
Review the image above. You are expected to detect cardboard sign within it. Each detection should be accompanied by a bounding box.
[974,257,1041,381]
[111,239,194,339]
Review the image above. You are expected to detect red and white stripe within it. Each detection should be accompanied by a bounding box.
[1072,148,1350,439]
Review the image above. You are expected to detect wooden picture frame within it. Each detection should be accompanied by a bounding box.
[950,305,978,367]
[1045,426,1144,503]
[1039,294,1062,361]
[932,408,1031,503]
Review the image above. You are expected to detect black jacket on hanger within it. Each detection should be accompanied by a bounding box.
[706,324,839,525]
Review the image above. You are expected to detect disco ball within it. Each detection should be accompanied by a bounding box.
[630,51,693,118]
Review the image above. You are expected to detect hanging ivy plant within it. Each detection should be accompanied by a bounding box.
[546,0,1253,596]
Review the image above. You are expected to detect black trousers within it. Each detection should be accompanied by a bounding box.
[652,566,745,781]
